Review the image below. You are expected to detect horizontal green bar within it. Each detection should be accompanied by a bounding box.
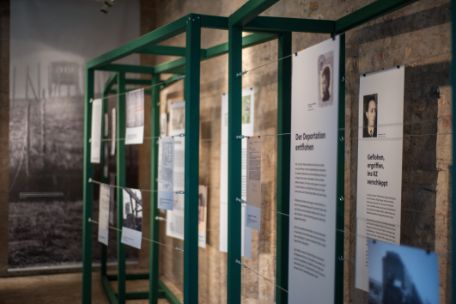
[158,280,181,304]
[87,15,189,69]
[102,275,118,304]
[199,14,229,29]
[154,32,276,74]
[97,64,155,74]
[335,0,417,34]
[106,273,149,281]
[125,78,152,85]
[138,45,187,56]
[229,0,279,26]
[161,74,186,89]
[245,16,335,33]
[123,292,149,300]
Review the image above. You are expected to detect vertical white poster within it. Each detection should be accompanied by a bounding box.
[158,137,174,210]
[98,184,110,246]
[111,108,116,156]
[198,185,208,248]
[288,37,339,304]
[246,137,262,230]
[219,89,254,257]
[125,88,144,145]
[166,101,185,240]
[355,66,404,291]
[90,98,102,163]
[121,188,143,249]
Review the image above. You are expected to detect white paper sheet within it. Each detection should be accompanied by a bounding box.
[166,101,185,240]
[90,98,102,163]
[98,184,110,246]
[246,137,262,230]
[355,66,404,291]
[125,88,144,145]
[158,137,174,210]
[219,89,254,257]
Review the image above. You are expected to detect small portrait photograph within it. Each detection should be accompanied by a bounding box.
[122,188,143,231]
[363,94,378,138]
[368,240,439,304]
[317,51,334,106]
[242,94,252,124]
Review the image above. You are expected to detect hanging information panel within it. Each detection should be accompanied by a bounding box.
[288,37,339,304]
[125,88,144,145]
[90,98,102,163]
[355,66,404,291]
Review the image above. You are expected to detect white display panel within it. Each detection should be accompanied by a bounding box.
[166,101,185,240]
[97,184,110,246]
[355,66,404,291]
[219,89,255,257]
[90,98,102,164]
[288,37,340,304]
[158,137,174,211]
[121,188,143,249]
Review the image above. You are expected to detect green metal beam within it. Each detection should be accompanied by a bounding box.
[103,74,118,96]
[183,16,201,304]
[124,292,149,300]
[106,273,149,281]
[335,0,417,34]
[158,280,182,304]
[102,274,118,304]
[335,34,345,304]
[245,16,335,33]
[154,33,276,75]
[227,25,242,304]
[199,14,229,29]
[275,31,291,304]
[87,15,189,69]
[97,64,155,75]
[137,45,187,57]
[161,74,186,90]
[82,68,95,304]
[149,74,161,304]
[229,0,279,26]
[116,72,127,304]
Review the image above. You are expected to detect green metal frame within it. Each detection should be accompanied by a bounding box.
[82,1,434,304]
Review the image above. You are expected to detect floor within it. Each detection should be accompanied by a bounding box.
[0,272,168,304]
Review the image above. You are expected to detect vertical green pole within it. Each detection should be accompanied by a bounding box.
[100,85,109,279]
[149,74,160,304]
[451,0,456,303]
[82,67,95,304]
[116,72,127,304]
[227,24,242,304]
[275,32,291,304]
[335,33,345,304]
[183,15,201,304]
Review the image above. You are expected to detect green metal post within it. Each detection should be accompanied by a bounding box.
[100,86,109,279]
[82,68,95,304]
[335,34,345,304]
[149,73,160,304]
[275,32,291,304]
[183,15,201,304]
[116,72,127,304]
[227,24,242,304]
[451,0,456,303]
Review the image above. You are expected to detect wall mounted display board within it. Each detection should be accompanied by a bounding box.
[288,37,340,304]
[355,66,405,291]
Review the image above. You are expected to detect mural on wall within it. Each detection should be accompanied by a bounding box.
[8,0,139,268]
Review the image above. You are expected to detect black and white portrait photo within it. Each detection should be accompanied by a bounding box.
[363,94,378,138]
[318,51,333,106]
